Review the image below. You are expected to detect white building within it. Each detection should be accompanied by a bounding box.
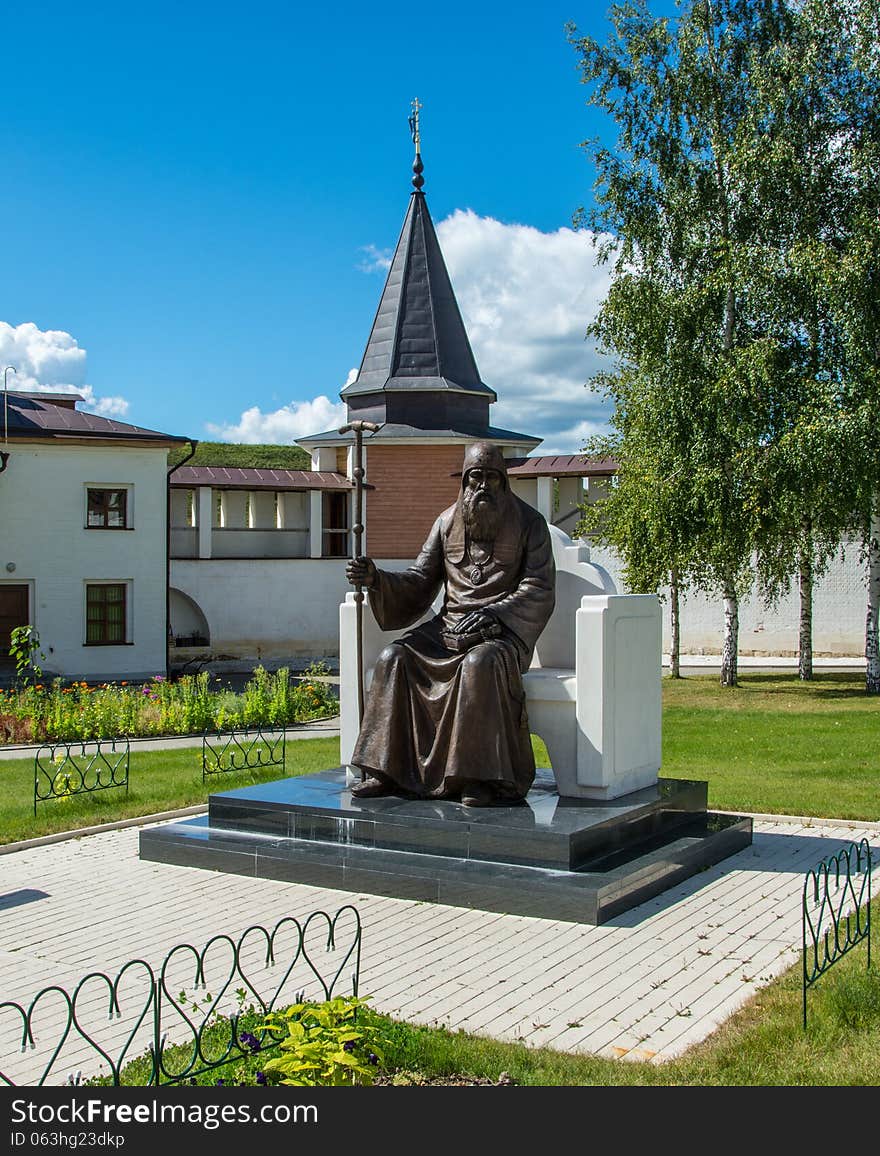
[0,391,191,682]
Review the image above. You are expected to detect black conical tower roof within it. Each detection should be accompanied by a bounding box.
[341,187,496,403]
[298,142,538,451]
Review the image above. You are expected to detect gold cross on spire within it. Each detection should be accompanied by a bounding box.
[409,97,422,152]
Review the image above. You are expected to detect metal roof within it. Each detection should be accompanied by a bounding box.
[507,454,619,477]
[341,191,495,401]
[297,422,540,447]
[1,392,189,444]
[169,465,351,491]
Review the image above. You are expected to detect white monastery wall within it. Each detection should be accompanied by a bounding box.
[589,541,867,657]
[170,558,354,662]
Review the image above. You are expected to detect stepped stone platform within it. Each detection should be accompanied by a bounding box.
[139,769,753,925]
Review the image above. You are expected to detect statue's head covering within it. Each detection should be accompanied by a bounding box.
[461,441,509,490]
[444,439,521,562]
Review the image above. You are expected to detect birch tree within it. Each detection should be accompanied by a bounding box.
[797,0,880,691]
[569,0,793,686]
[740,0,877,681]
[571,0,877,686]
[576,371,696,678]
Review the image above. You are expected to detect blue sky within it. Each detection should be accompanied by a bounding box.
[0,1,672,454]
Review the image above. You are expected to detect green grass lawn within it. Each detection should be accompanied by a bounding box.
[660,672,880,820]
[0,737,340,846]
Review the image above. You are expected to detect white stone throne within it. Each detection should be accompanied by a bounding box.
[338,525,662,800]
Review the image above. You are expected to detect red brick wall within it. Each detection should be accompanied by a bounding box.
[366,444,465,558]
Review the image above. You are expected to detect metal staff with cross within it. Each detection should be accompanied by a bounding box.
[338,420,380,767]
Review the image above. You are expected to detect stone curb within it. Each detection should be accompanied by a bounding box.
[717,809,880,832]
[0,805,209,855]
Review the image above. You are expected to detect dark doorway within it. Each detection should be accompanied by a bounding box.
[0,585,29,654]
[322,492,350,557]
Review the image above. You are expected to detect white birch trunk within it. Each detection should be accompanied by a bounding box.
[866,506,880,694]
[798,543,813,682]
[721,579,738,687]
[670,568,681,679]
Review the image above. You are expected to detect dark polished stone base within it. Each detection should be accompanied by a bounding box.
[139,769,753,925]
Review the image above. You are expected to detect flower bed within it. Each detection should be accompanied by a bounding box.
[0,663,338,745]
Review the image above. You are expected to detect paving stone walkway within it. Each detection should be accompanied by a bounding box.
[1,808,877,1084]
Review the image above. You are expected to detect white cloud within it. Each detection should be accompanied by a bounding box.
[436,210,614,451]
[208,371,358,444]
[538,418,613,457]
[0,321,130,417]
[205,394,348,443]
[88,393,130,418]
[357,244,393,274]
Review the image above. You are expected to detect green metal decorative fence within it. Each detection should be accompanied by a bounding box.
[802,838,872,1029]
[34,739,131,815]
[202,726,286,782]
[0,905,362,1086]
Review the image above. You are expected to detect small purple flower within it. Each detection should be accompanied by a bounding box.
[255,1071,267,1085]
[239,1031,261,1053]
[368,1052,379,1065]
[342,1039,355,1052]
[215,1078,225,1085]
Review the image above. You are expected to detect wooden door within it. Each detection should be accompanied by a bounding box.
[0,585,29,654]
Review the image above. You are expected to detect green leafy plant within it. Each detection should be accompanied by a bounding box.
[259,995,387,1086]
[9,625,46,687]
[242,665,273,726]
[0,665,338,745]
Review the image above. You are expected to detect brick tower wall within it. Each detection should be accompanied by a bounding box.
[365,444,467,558]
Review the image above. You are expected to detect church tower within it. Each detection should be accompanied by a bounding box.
[298,102,540,558]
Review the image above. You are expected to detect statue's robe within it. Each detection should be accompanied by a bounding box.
[351,493,556,800]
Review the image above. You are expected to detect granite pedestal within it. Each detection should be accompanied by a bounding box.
[139,769,753,925]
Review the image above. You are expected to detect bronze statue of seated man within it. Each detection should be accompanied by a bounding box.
[346,441,555,808]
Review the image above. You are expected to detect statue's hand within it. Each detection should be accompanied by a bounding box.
[346,556,377,589]
[451,609,496,636]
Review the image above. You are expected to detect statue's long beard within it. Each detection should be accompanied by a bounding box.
[462,488,503,542]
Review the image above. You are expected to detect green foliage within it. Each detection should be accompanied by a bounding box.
[569,0,880,688]
[241,666,274,726]
[9,625,46,687]
[260,996,387,1086]
[0,664,338,744]
[569,0,781,683]
[167,442,311,470]
[155,672,215,733]
[240,663,338,727]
